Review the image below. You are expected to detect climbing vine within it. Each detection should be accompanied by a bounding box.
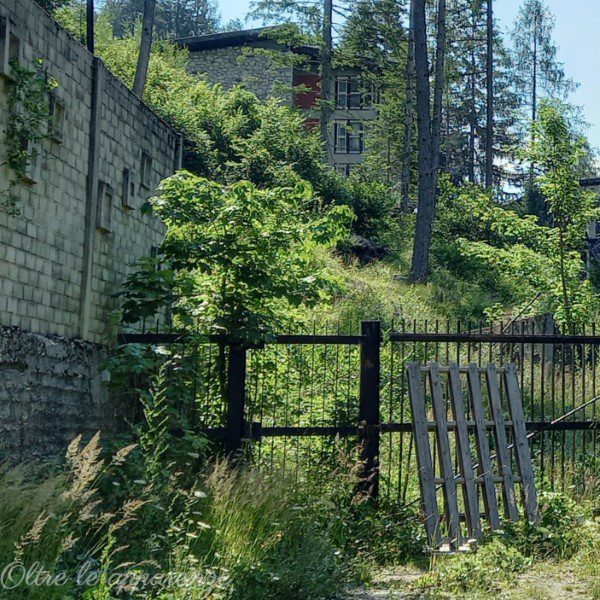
[2,59,58,214]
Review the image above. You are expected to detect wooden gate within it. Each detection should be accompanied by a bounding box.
[406,361,540,551]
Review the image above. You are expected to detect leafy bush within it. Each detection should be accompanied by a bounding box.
[119,175,353,342]
[502,491,586,559]
[417,538,530,596]
[433,179,599,324]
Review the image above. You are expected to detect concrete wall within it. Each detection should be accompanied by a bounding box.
[0,0,180,458]
[0,0,179,345]
[186,45,294,101]
[0,326,124,460]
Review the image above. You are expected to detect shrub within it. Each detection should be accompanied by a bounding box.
[502,491,586,559]
[433,179,599,324]
[119,175,353,343]
[420,538,531,595]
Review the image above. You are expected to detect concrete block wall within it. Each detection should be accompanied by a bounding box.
[0,0,179,344]
[0,0,180,458]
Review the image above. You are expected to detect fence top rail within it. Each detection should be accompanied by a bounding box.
[389,331,600,345]
[117,332,366,346]
[118,331,600,346]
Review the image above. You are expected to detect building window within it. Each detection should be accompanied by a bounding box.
[335,122,347,153]
[122,168,136,209]
[0,17,21,78]
[96,181,113,233]
[335,163,354,177]
[334,121,364,154]
[140,152,153,189]
[20,137,42,183]
[48,94,66,142]
[335,77,375,109]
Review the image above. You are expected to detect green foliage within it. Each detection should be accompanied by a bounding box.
[89,34,396,242]
[2,60,57,214]
[102,0,220,39]
[433,178,598,324]
[502,491,586,560]
[119,174,353,342]
[420,538,531,595]
[524,101,599,328]
[200,465,348,600]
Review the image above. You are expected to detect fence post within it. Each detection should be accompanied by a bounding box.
[225,343,247,454]
[358,320,381,499]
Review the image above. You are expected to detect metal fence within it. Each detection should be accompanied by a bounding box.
[120,318,600,506]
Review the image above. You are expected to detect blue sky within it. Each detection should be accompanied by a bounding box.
[217,0,600,149]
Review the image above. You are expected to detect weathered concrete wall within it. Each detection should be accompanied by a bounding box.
[186,45,294,101]
[0,0,180,458]
[0,0,180,344]
[0,326,123,460]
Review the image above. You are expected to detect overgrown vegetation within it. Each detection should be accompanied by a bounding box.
[411,491,600,597]
[119,174,352,342]
[0,351,426,598]
[1,60,57,213]
[3,3,597,598]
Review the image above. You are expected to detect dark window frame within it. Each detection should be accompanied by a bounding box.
[334,121,364,155]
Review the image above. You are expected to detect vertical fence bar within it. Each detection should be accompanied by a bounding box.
[225,344,247,454]
[358,320,381,498]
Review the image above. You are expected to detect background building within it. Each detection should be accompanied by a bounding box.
[177,26,377,176]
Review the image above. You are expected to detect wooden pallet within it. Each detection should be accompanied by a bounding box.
[406,361,540,551]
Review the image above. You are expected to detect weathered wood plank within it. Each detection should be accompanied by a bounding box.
[448,363,482,540]
[486,363,520,522]
[429,363,462,549]
[466,363,500,529]
[407,362,441,548]
[504,363,540,524]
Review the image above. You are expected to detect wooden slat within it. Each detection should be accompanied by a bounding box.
[504,363,540,524]
[448,363,482,540]
[429,363,462,549]
[486,363,520,522]
[407,362,441,548]
[466,363,500,529]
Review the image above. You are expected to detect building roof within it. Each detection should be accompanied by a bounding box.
[580,177,600,188]
[175,25,319,56]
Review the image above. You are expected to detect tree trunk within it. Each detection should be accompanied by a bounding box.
[409,0,435,283]
[410,0,446,282]
[468,24,476,184]
[485,0,494,189]
[529,10,538,185]
[133,0,157,99]
[401,1,416,212]
[321,0,334,162]
[431,0,446,182]
[86,0,94,53]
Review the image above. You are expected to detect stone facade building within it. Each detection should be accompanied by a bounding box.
[177,27,378,176]
[581,178,600,265]
[0,0,180,458]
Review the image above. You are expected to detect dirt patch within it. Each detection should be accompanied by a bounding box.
[347,559,599,599]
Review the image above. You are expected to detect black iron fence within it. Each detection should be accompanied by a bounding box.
[119,318,600,505]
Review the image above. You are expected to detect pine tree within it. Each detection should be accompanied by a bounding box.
[102,0,220,39]
[442,0,519,189]
[337,0,409,185]
[511,0,576,139]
